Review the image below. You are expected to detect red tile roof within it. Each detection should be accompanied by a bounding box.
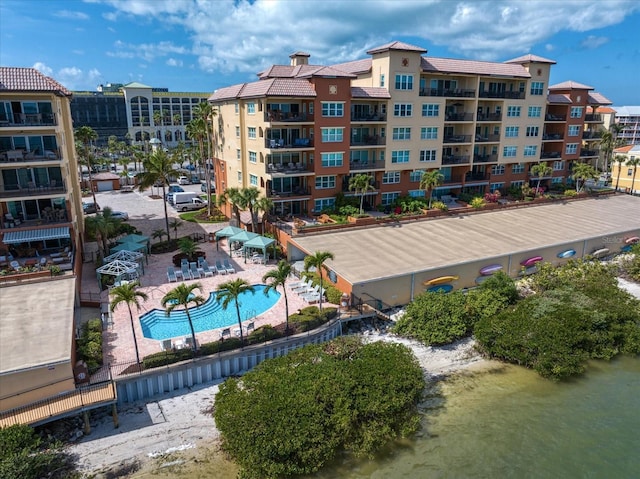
[547,93,572,104]
[614,144,635,153]
[367,41,427,55]
[549,80,594,90]
[587,92,612,106]
[331,58,372,75]
[587,106,616,113]
[0,67,72,96]
[421,57,530,77]
[505,54,556,64]
[351,86,391,99]
[209,78,316,101]
[258,63,354,80]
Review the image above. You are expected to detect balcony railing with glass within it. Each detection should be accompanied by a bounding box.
[0,182,65,199]
[267,187,311,198]
[474,134,500,143]
[478,91,525,99]
[540,151,562,159]
[465,172,490,182]
[473,154,498,163]
[443,134,472,144]
[265,138,313,149]
[0,112,58,127]
[477,113,502,121]
[445,113,474,122]
[266,162,311,175]
[349,160,386,171]
[264,112,311,122]
[442,155,471,165]
[351,113,387,122]
[419,88,476,98]
[0,147,61,163]
[582,131,603,139]
[442,175,463,185]
[350,135,386,146]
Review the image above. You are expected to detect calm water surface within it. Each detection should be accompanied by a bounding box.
[136,356,640,479]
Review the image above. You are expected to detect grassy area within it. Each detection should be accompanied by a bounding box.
[179,208,227,223]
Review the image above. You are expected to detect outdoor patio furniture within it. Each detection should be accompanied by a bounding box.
[220,328,231,340]
[215,260,227,275]
[299,284,320,297]
[181,263,191,280]
[167,266,177,282]
[161,339,172,351]
[223,258,236,274]
[244,321,255,335]
[201,260,214,277]
[190,262,201,279]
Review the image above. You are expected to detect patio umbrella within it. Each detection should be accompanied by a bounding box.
[117,233,150,253]
[241,235,275,263]
[214,226,244,250]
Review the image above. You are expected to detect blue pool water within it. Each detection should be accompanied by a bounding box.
[139,284,280,340]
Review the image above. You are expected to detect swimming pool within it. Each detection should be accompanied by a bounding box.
[139,284,281,340]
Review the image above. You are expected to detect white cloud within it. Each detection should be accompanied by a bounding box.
[107,39,188,62]
[53,10,89,20]
[580,35,609,49]
[166,58,183,67]
[545,44,554,51]
[32,62,53,77]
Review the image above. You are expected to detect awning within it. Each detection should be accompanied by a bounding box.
[2,227,70,244]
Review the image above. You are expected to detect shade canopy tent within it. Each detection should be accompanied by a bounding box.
[110,241,148,265]
[96,259,142,287]
[242,235,275,263]
[2,227,70,244]
[117,234,150,253]
[228,230,259,256]
[214,226,244,250]
[104,249,144,265]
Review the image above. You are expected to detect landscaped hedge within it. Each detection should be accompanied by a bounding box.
[76,319,103,370]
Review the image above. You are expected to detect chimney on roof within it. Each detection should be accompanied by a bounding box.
[289,51,310,66]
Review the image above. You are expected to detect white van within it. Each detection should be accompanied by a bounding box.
[172,192,207,211]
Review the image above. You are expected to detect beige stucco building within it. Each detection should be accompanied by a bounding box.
[612,144,640,194]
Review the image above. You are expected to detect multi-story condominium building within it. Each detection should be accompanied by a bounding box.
[71,82,210,147]
[209,41,611,217]
[613,106,640,145]
[612,144,640,194]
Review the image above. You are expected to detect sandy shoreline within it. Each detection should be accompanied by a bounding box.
[67,334,489,477]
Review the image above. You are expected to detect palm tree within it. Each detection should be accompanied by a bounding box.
[613,155,626,191]
[162,283,205,352]
[625,156,640,195]
[224,187,244,226]
[192,101,217,216]
[263,260,292,334]
[85,206,121,257]
[240,187,261,232]
[217,279,256,343]
[152,228,167,243]
[600,130,613,173]
[349,174,375,215]
[530,162,553,196]
[137,149,180,238]
[178,237,202,262]
[169,218,183,240]
[75,125,99,207]
[571,162,598,193]
[110,282,148,367]
[254,196,274,234]
[419,170,445,208]
[304,250,335,312]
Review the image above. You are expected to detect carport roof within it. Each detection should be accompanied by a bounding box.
[290,195,640,285]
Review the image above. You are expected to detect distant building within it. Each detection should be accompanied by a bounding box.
[71,82,211,147]
[612,144,640,194]
[613,106,640,145]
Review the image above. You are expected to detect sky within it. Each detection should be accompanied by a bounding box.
[1,0,639,106]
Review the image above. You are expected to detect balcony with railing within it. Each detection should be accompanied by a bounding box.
[478,90,525,99]
[267,187,311,199]
[265,137,313,149]
[264,111,311,123]
[465,172,490,183]
[0,147,61,163]
[542,133,564,141]
[545,114,567,121]
[445,112,474,122]
[474,134,500,143]
[420,88,476,98]
[442,155,471,165]
[0,112,58,128]
[0,183,66,199]
[582,131,603,140]
[266,162,312,175]
[477,112,502,121]
[443,134,472,144]
[579,149,599,157]
[540,151,562,159]
[350,135,386,147]
[473,154,498,163]
[441,175,463,186]
[351,111,387,122]
[349,160,386,171]
[584,114,602,122]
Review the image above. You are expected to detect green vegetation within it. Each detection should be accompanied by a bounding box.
[214,336,424,479]
[76,318,103,370]
[475,260,640,380]
[623,243,640,281]
[0,424,79,479]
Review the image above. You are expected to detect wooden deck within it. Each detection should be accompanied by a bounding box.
[0,381,116,428]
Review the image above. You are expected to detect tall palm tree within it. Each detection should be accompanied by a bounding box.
[571,162,598,193]
[420,170,445,208]
[304,250,335,312]
[613,155,626,191]
[224,187,244,226]
[169,218,183,240]
[530,162,553,196]
[240,187,261,232]
[137,149,180,238]
[349,174,375,215]
[262,260,292,334]
[626,157,640,195]
[75,125,99,207]
[162,283,205,352]
[254,196,274,234]
[110,282,148,367]
[217,279,256,343]
[600,130,613,173]
[192,101,217,216]
[85,206,121,257]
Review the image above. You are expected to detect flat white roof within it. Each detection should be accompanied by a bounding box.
[0,277,75,374]
[291,195,640,285]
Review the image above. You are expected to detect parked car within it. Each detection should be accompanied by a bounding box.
[110,211,129,220]
[82,202,100,214]
[201,181,216,193]
[177,176,190,185]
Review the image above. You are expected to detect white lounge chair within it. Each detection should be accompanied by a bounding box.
[300,285,320,298]
[223,258,236,274]
[201,260,214,277]
[190,262,201,279]
[220,328,231,340]
[244,322,255,335]
[161,339,173,351]
[215,260,227,275]
[181,263,191,280]
[291,278,312,292]
[185,336,196,349]
[167,266,177,282]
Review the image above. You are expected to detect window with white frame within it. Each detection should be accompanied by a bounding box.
[553,160,565,170]
[511,163,525,174]
[524,145,538,157]
[395,74,414,90]
[422,104,440,117]
[511,180,524,188]
[391,150,410,163]
[502,146,517,157]
[507,106,521,117]
[528,106,542,118]
[568,125,581,136]
[321,152,343,167]
[248,151,257,163]
[505,126,519,138]
[421,127,438,140]
[249,174,258,186]
[321,102,344,117]
[381,192,399,205]
[530,82,544,95]
[409,189,425,198]
[382,171,401,184]
[551,177,564,184]
[315,175,336,189]
[235,126,240,137]
[490,182,505,191]
[380,74,385,87]
[410,170,425,182]
[570,106,583,118]
[526,126,539,137]
[419,149,437,162]
[314,198,335,212]
[234,102,239,114]
[247,102,256,114]
[491,164,506,175]
[248,127,256,139]
[321,127,344,142]
[394,103,413,117]
[237,171,242,182]
[565,143,578,154]
[392,127,411,140]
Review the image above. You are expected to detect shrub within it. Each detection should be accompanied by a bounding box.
[325,285,343,305]
[142,348,194,368]
[76,319,103,370]
[470,197,486,209]
[484,190,501,203]
[431,201,448,211]
[564,189,578,197]
[247,325,281,344]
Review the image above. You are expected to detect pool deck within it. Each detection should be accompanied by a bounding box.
[85,238,325,364]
